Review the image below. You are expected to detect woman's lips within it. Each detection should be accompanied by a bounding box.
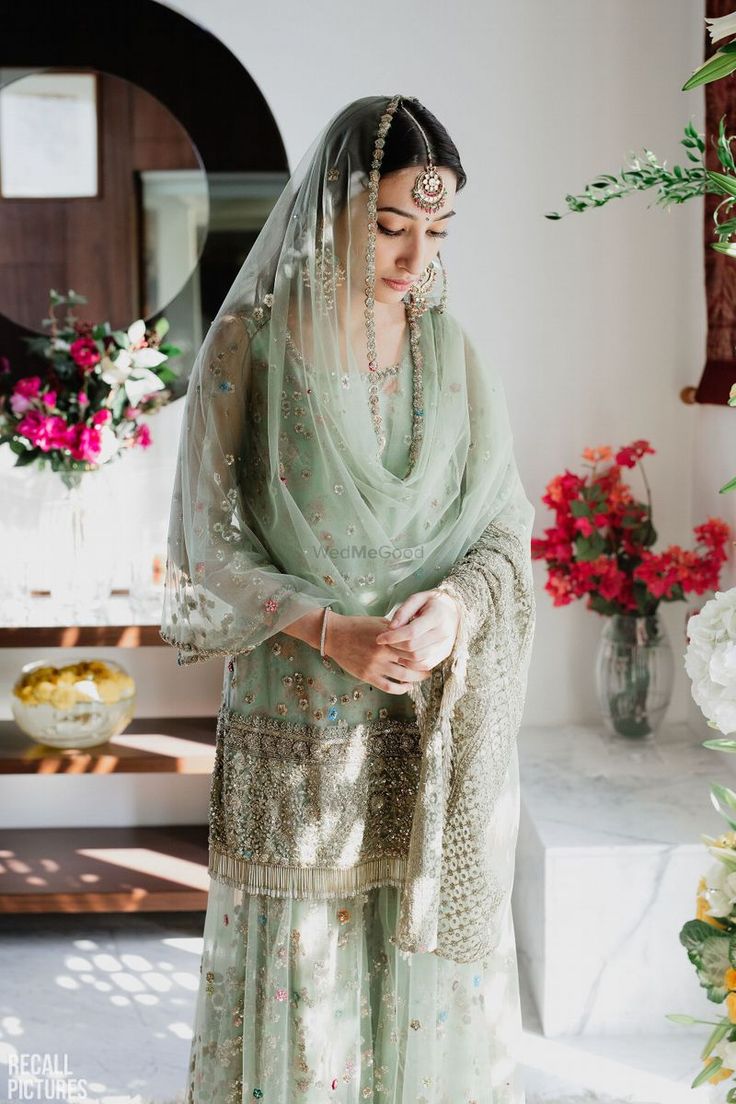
[382,278,413,291]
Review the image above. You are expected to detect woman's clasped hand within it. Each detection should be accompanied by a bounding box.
[324,589,460,693]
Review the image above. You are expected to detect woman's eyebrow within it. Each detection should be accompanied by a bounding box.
[376,206,456,222]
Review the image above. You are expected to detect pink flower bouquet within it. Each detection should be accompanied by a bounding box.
[0,288,180,488]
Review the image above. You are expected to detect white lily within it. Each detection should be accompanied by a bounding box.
[123,368,166,408]
[706,12,736,43]
[127,319,146,347]
[99,322,168,407]
[96,424,121,465]
[702,860,736,916]
[126,319,167,365]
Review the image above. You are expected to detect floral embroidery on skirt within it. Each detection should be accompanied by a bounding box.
[184,749,525,1104]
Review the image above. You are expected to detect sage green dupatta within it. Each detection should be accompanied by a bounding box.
[160,93,536,964]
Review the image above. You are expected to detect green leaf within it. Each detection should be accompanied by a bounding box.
[711,786,736,831]
[13,448,39,467]
[111,389,127,420]
[692,1056,723,1088]
[704,740,736,753]
[701,1017,733,1060]
[718,117,736,173]
[707,170,736,197]
[712,783,736,812]
[714,217,736,236]
[111,330,129,348]
[711,242,736,257]
[720,474,736,493]
[679,919,732,1002]
[159,342,181,358]
[683,50,736,91]
[154,317,170,338]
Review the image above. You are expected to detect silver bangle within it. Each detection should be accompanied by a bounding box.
[319,605,332,657]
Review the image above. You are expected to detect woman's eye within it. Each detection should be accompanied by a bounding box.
[377,223,449,239]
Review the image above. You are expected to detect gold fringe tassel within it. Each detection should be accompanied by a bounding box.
[208,848,408,899]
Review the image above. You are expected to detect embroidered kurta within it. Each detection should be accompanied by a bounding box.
[208,317,423,897]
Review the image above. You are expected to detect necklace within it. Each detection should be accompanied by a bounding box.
[365,307,424,475]
[283,307,425,476]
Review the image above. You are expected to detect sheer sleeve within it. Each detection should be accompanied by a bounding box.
[159,311,333,666]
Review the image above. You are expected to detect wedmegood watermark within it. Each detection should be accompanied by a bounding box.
[6,1051,88,1101]
[312,543,424,561]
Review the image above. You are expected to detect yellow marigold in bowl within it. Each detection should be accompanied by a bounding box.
[11,658,136,749]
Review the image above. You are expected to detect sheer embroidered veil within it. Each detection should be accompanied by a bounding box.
[160,93,534,668]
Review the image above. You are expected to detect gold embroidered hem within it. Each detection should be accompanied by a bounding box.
[208,705,422,899]
[158,627,256,667]
[208,847,408,899]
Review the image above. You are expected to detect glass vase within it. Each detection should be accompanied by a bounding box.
[594,612,675,738]
[24,466,117,622]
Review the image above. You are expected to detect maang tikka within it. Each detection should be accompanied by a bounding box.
[402,101,448,216]
[401,101,449,317]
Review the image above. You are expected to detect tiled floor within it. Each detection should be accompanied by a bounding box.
[0,912,721,1104]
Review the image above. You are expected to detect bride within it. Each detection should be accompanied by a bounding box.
[161,93,536,1103]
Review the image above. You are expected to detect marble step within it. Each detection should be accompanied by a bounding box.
[518,957,717,1104]
[513,721,731,1037]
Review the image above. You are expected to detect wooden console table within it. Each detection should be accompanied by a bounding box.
[0,624,216,913]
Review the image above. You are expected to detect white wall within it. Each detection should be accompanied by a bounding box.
[2,0,722,744]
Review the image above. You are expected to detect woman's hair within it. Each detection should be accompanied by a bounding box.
[381,98,467,191]
[317,97,466,221]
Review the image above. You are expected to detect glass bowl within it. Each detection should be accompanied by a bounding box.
[11,657,136,749]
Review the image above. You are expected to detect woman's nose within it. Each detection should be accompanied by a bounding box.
[399,241,424,277]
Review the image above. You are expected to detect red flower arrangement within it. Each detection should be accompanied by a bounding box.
[531,439,731,616]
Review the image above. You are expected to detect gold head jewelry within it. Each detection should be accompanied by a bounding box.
[401,102,448,216]
[363,95,426,473]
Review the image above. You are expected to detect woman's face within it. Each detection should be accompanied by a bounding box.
[372,166,458,304]
[339,165,458,309]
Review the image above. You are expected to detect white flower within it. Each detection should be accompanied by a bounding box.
[95,425,121,465]
[99,331,167,407]
[99,354,127,387]
[685,589,736,733]
[127,319,146,347]
[702,860,736,917]
[706,12,736,43]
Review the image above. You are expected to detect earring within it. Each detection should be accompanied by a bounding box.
[406,261,437,319]
[302,240,346,313]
